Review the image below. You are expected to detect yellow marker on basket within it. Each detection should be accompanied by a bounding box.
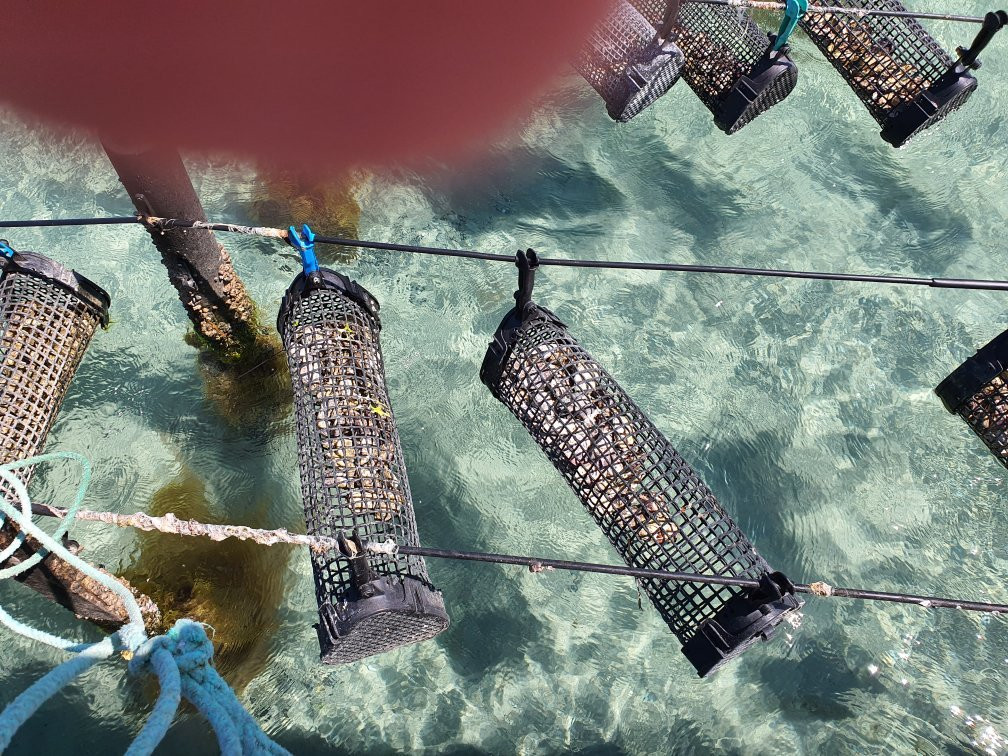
[339,323,353,336]
[371,404,389,418]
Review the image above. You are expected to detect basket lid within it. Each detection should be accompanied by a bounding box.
[935,328,1008,413]
[0,250,111,327]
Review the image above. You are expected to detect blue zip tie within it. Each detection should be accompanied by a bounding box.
[0,240,15,259]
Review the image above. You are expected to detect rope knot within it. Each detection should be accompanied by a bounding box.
[128,619,215,677]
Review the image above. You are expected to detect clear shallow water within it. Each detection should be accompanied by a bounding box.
[1,10,1008,753]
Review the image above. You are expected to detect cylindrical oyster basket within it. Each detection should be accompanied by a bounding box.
[936,329,1008,469]
[799,0,977,146]
[278,268,449,664]
[481,287,801,676]
[633,0,798,133]
[574,0,686,122]
[0,248,109,501]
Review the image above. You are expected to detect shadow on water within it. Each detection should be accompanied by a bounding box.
[625,132,749,249]
[419,133,749,255]
[435,746,494,756]
[3,683,140,756]
[415,132,749,264]
[121,465,295,693]
[58,283,293,439]
[3,680,498,756]
[798,139,974,274]
[423,143,627,232]
[754,632,884,722]
[68,341,292,443]
[691,428,833,579]
[6,693,361,756]
[401,437,551,681]
[608,714,723,756]
[161,715,365,756]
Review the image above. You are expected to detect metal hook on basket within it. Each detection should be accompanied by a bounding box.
[773,0,807,51]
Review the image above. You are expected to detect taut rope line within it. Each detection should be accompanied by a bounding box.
[28,500,1008,615]
[2,214,1008,292]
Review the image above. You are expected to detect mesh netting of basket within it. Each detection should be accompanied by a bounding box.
[798,0,976,144]
[0,250,109,503]
[632,0,798,133]
[936,330,1008,470]
[278,269,448,664]
[574,0,687,121]
[482,298,801,674]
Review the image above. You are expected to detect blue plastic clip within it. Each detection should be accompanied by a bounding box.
[773,0,807,51]
[287,223,319,275]
[0,239,15,260]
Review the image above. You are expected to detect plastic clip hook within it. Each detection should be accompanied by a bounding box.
[773,0,807,52]
[0,239,15,260]
[955,10,1008,70]
[514,248,539,313]
[655,0,684,43]
[478,248,541,393]
[287,223,320,277]
[337,532,378,598]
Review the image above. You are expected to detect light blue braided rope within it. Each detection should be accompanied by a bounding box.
[0,454,290,756]
[0,451,89,568]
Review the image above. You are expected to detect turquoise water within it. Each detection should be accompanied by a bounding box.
[2,11,1008,753]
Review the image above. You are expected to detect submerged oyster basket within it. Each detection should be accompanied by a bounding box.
[936,329,1008,469]
[633,0,798,133]
[799,0,978,146]
[278,268,449,664]
[0,246,109,501]
[574,0,686,121]
[481,252,801,676]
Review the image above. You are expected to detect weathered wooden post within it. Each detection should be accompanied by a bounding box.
[1,526,161,629]
[103,144,289,425]
[102,143,277,365]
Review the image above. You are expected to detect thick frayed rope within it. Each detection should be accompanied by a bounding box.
[0,453,289,756]
[34,504,341,553]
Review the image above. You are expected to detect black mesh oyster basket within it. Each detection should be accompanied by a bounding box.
[632,0,798,133]
[799,0,978,146]
[936,329,1008,469]
[480,253,801,676]
[574,0,686,121]
[0,247,109,503]
[278,268,448,664]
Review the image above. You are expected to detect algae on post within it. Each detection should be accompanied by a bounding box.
[187,315,293,431]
